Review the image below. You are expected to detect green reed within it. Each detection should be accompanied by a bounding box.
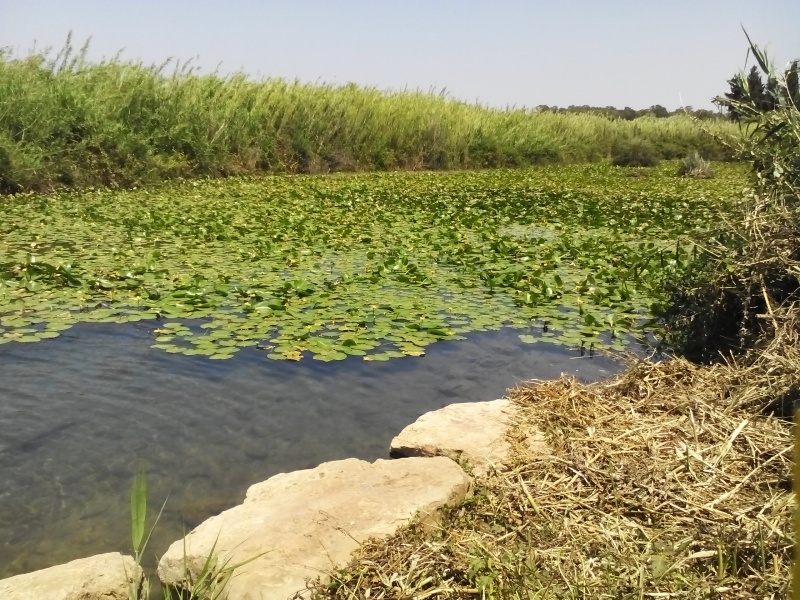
[0,35,739,193]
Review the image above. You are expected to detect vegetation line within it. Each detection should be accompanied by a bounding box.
[1,35,737,194]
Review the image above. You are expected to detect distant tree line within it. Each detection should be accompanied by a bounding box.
[719,62,800,120]
[534,104,723,121]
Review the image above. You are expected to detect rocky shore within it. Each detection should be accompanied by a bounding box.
[0,399,530,600]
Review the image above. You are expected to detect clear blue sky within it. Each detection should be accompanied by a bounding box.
[2,1,798,110]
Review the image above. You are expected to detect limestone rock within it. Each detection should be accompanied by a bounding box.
[390,399,547,476]
[158,456,471,600]
[0,552,142,600]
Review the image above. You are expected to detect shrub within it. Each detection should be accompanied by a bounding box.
[610,137,660,167]
[662,35,800,361]
[678,151,714,178]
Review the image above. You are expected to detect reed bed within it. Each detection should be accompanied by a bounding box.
[0,39,738,193]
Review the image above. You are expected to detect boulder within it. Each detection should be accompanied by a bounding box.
[390,399,547,476]
[158,456,471,600]
[0,552,142,600]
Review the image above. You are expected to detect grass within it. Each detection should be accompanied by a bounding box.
[127,468,257,600]
[611,136,661,167]
[678,152,715,178]
[0,36,740,193]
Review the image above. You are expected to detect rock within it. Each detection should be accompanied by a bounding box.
[390,399,547,476]
[158,456,471,600]
[0,552,142,600]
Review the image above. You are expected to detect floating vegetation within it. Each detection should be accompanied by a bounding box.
[0,163,748,361]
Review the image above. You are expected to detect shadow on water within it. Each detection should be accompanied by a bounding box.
[0,320,622,579]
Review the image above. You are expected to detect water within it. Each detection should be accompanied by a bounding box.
[0,321,620,579]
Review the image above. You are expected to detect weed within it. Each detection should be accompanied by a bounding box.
[611,137,661,167]
[678,152,714,178]
[126,467,252,600]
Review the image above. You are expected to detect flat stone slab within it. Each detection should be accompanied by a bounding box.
[0,552,142,600]
[390,399,547,476]
[158,456,471,600]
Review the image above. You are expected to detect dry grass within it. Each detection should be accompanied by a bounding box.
[310,328,793,599]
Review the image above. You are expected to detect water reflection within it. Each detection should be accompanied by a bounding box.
[0,321,620,578]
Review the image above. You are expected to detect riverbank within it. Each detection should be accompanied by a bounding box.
[0,40,738,194]
[1,349,789,599]
[310,44,800,597]
[311,353,792,599]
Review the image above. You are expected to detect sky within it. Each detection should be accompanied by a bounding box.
[1,1,799,111]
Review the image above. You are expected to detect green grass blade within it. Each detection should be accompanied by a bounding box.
[130,466,147,556]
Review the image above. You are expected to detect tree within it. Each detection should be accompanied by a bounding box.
[721,62,800,119]
[745,66,766,108]
[723,73,746,120]
[649,104,669,118]
[786,61,799,108]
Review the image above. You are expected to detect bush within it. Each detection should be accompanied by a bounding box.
[610,137,660,167]
[678,151,714,178]
[662,36,800,361]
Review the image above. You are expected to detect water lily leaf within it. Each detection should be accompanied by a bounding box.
[35,331,60,339]
[0,164,746,359]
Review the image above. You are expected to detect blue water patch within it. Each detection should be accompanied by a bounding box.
[0,320,620,578]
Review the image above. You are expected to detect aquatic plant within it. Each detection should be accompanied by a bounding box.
[0,163,747,361]
[127,468,254,600]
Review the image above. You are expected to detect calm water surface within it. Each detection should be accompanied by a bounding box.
[0,321,620,578]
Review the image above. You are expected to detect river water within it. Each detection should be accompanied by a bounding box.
[0,321,620,579]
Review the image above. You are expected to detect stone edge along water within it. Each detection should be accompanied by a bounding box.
[0,552,142,600]
[0,399,543,600]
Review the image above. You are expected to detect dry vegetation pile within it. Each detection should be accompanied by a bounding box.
[662,160,800,364]
[311,351,792,599]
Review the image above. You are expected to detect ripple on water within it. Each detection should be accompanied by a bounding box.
[0,321,621,578]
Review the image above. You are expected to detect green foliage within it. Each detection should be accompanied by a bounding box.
[127,468,253,600]
[535,103,723,121]
[611,137,661,167]
[721,52,800,121]
[663,35,800,360]
[678,152,714,178]
[0,38,738,192]
[0,163,747,360]
[131,467,148,564]
[160,538,257,600]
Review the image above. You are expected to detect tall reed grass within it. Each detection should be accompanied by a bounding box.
[0,37,739,193]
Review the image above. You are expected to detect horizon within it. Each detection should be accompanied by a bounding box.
[2,1,799,111]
